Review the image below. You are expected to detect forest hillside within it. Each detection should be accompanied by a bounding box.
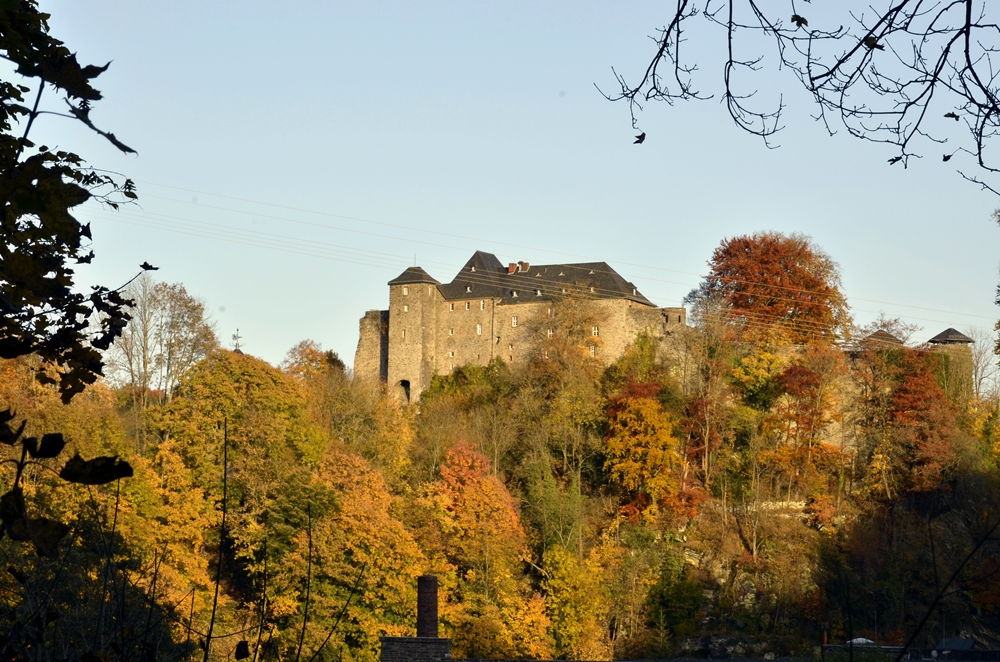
[1,234,999,662]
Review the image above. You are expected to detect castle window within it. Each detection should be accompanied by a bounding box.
[402,329,406,339]
[588,270,594,274]
[480,300,485,310]
[477,323,482,335]
[449,303,455,311]
[512,290,518,298]
[547,329,553,338]
[558,271,565,276]
[535,289,542,296]
[543,350,549,359]
[508,343,513,351]
[511,316,518,327]
[428,286,433,295]
[449,328,454,336]
[590,345,596,357]
[403,305,408,312]
[678,314,682,323]
[465,301,470,310]
[547,308,553,317]
[509,355,513,362]
[632,288,637,295]
[449,351,455,358]
[592,326,600,337]
[590,287,595,293]
[402,286,409,295]
[466,286,472,293]
[471,266,476,272]
[561,288,567,294]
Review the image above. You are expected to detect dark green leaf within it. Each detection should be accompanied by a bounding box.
[27,433,65,459]
[29,518,69,558]
[59,454,133,485]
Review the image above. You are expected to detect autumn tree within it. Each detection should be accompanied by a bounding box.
[604,384,682,515]
[419,441,551,659]
[687,232,849,345]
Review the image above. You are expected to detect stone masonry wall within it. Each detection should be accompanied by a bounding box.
[354,310,388,383]
[358,287,689,403]
[380,637,452,662]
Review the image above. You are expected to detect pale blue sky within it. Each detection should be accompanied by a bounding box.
[35,1,1000,367]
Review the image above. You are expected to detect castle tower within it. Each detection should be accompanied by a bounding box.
[386,266,441,402]
[927,327,974,402]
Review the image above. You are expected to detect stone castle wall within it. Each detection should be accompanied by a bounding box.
[354,310,389,383]
[359,289,687,402]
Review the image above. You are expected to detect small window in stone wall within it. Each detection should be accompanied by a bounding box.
[512,316,518,327]
[403,286,409,295]
[592,326,599,336]
[449,328,454,336]
[477,324,482,335]
[449,351,455,358]
[403,305,408,312]
[590,345,596,357]
[480,300,485,310]
[547,329,553,338]
[449,302,455,311]
[547,308,553,317]
[402,329,406,339]
[508,343,513,351]
[465,301,470,310]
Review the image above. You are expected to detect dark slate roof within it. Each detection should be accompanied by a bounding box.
[388,266,440,286]
[435,251,655,306]
[927,327,973,345]
[867,330,903,345]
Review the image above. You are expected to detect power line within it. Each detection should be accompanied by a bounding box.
[133,179,997,322]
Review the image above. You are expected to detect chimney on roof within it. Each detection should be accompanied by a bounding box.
[416,575,438,638]
[508,263,517,274]
[518,261,529,272]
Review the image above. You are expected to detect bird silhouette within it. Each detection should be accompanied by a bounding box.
[944,112,960,121]
[887,156,902,165]
[863,35,884,51]
[791,14,808,28]
[140,261,159,271]
[943,154,953,162]
[634,132,646,144]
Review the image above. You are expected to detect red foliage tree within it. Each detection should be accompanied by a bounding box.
[692,232,849,344]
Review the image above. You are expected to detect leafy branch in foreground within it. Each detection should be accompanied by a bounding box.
[0,0,143,402]
[0,408,132,558]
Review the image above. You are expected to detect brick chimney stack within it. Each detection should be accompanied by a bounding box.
[416,575,438,638]
[380,575,450,661]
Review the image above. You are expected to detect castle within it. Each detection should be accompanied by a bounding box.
[354,251,687,401]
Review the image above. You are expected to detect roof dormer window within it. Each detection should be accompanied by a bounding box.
[632,288,637,295]
[471,266,476,272]
[466,285,472,293]
[536,289,542,296]
[512,290,518,298]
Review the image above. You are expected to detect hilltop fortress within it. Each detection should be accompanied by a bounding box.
[354,251,687,401]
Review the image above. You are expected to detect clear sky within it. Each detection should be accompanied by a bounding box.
[34,1,1000,368]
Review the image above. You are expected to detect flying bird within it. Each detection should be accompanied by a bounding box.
[943,154,953,162]
[634,132,646,144]
[140,261,159,271]
[944,112,960,121]
[791,14,808,28]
